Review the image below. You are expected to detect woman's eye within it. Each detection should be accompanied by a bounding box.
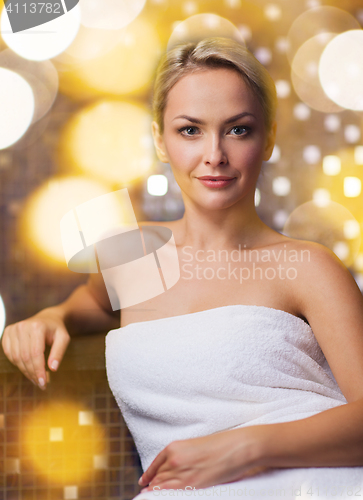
[230,126,250,136]
[179,126,199,136]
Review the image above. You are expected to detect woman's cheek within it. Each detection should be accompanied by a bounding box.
[243,142,267,167]
[168,144,198,172]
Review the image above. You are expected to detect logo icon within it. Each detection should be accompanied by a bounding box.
[3,0,79,33]
[60,188,180,311]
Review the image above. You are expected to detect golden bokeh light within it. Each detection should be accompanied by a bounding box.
[355,146,363,165]
[0,295,5,338]
[344,176,361,197]
[55,18,161,100]
[291,35,343,113]
[147,175,168,196]
[314,147,363,227]
[167,13,245,51]
[286,6,360,65]
[323,155,341,176]
[283,200,361,268]
[59,100,154,185]
[21,176,117,264]
[22,400,106,483]
[0,49,58,123]
[79,0,146,30]
[1,3,81,61]
[0,68,34,150]
[313,188,331,207]
[319,30,363,111]
[61,25,130,62]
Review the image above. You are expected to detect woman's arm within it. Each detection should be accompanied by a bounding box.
[1,271,120,390]
[255,241,363,467]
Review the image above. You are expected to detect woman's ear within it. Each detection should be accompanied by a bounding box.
[263,121,277,162]
[151,121,169,163]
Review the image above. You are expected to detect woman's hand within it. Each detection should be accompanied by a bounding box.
[1,308,70,390]
[138,426,271,491]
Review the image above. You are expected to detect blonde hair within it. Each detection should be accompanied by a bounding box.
[152,37,277,134]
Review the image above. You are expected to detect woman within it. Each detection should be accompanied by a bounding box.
[2,38,363,497]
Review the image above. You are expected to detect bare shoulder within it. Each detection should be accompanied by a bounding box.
[280,237,352,276]
[281,238,363,403]
[277,237,358,300]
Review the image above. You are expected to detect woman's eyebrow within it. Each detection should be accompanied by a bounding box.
[172,112,256,124]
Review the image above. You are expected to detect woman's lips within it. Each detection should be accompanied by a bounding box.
[197,178,236,188]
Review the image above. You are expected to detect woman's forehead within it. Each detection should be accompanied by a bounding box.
[164,67,263,121]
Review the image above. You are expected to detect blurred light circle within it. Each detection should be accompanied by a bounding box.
[254,47,272,66]
[303,145,321,164]
[273,210,289,228]
[62,25,132,61]
[57,18,161,98]
[0,49,58,123]
[238,24,252,42]
[272,176,291,196]
[306,0,321,8]
[283,200,360,267]
[291,70,343,114]
[333,241,350,261]
[344,176,361,198]
[264,4,282,22]
[344,220,361,239]
[0,68,34,149]
[267,145,281,163]
[225,0,242,7]
[291,34,331,81]
[313,188,330,207]
[355,146,363,165]
[293,103,311,121]
[0,295,5,339]
[254,188,261,207]
[80,0,146,30]
[275,80,291,99]
[167,14,245,51]
[1,4,81,61]
[344,125,361,144]
[291,35,343,113]
[60,100,154,185]
[324,114,341,132]
[319,30,363,111]
[183,1,198,16]
[22,176,115,264]
[355,272,363,290]
[355,253,363,270]
[286,7,360,65]
[22,400,105,483]
[147,175,168,196]
[275,36,290,53]
[10,112,51,151]
[322,155,341,176]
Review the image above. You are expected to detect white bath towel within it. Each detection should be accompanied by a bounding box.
[105,304,363,498]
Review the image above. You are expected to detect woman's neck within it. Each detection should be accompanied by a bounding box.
[175,206,270,252]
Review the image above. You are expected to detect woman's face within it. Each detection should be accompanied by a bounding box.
[152,67,276,211]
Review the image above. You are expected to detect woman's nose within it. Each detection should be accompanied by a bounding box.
[203,135,227,166]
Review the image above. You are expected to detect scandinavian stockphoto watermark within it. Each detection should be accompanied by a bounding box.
[2,0,79,33]
[180,245,311,282]
[60,188,180,311]
[149,483,363,497]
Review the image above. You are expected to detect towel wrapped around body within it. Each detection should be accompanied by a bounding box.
[105,304,363,499]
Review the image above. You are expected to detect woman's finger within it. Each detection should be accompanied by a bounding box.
[139,449,168,486]
[47,326,70,373]
[10,328,36,384]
